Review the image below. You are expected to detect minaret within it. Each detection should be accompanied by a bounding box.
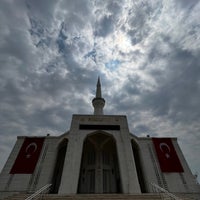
[92,77,105,115]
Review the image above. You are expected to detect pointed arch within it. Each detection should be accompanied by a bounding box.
[131,139,147,193]
[50,138,68,193]
[78,132,121,193]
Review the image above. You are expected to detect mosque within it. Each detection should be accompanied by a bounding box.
[0,78,199,199]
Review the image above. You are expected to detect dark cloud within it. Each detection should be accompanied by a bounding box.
[133,124,152,136]
[126,1,159,45]
[95,15,114,37]
[107,1,121,17]
[176,0,199,9]
[26,0,58,25]
[144,45,200,123]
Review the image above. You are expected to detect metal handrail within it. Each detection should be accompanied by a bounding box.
[25,184,52,200]
[151,182,183,200]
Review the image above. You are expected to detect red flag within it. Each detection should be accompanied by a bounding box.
[152,138,184,172]
[10,137,45,174]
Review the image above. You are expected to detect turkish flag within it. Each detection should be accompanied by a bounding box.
[152,138,184,172]
[10,137,45,174]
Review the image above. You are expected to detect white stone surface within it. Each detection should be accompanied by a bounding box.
[0,114,199,197]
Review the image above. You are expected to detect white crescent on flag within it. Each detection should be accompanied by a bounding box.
[159,143,171,159]
[25,142,37,158]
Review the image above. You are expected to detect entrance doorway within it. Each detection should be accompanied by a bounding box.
[131,139,147,193]
[78,133,121,193]
[51,139,68,193]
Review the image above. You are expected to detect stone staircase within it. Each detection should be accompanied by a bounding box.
[4,193,163,200]
[4,193,200,200]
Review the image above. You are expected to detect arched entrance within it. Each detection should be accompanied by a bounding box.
[131,139,147,193]
[78,133,121,193]
[51,139,68,193]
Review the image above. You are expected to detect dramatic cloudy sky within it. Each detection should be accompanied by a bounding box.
[0,0,200,183]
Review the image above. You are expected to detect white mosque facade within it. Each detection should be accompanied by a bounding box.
[0,78,199,198]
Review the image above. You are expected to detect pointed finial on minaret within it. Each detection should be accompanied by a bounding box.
[92,77,105,115]
[96,76,102,98]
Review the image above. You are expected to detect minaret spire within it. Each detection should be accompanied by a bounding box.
[92,77,105,115]
[96,76,102,98]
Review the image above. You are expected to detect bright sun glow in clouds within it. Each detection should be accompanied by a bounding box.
[114,31,132,53]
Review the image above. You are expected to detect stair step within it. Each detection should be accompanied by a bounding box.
[5,193,200,200]
[4,193,162,200]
